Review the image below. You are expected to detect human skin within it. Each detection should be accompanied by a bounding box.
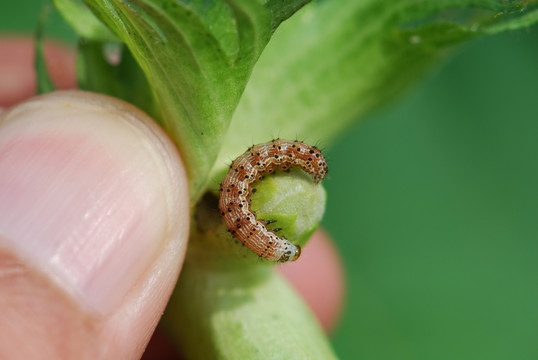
[0,37,344,359]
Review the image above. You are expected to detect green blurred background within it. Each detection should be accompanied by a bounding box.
[324,29,538,359]
[2,1,537,359]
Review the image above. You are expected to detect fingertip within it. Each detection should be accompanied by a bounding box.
[1,89,190,314]
[278,229,345,333]
[0,90,190,358]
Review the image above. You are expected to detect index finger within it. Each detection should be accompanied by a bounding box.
[0,36,76,107]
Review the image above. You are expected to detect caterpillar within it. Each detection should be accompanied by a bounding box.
[219,139,328,262]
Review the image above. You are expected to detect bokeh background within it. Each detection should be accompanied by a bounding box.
[2,1,537,359]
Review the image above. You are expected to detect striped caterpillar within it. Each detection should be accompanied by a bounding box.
[219,139,328,262]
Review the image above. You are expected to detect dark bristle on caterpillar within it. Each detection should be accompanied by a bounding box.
[218,139,328,262]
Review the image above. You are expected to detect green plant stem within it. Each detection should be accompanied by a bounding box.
[163,262,337,360]
[162,170,331,359]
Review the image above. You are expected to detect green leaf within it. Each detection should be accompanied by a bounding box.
[52,0,117,41]
[81,0,311,202]
[482,7,538,33]
[249,168,326,248]
[35,6,56,94]
[265,0,311,30]
[76,40,159,118]
[211,0,538,179]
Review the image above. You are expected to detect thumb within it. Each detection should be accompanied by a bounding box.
[0,91,189,359]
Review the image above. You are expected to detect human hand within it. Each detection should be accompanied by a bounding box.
[0,37,344,359]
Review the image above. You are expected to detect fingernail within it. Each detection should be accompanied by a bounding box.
[0,91,187,315]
